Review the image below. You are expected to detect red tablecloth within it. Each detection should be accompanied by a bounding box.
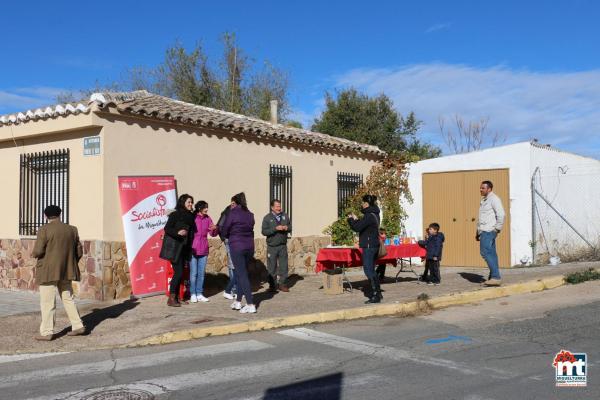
[315,244,426,272]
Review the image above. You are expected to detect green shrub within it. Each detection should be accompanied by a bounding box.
[565,268,600,284]
[323,217,356,246]
[323,156,412,243]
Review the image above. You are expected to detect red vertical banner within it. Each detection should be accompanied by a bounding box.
[117,176,177,296]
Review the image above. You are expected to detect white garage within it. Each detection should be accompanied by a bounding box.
[403,141,600,267]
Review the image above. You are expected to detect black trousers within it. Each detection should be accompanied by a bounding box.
[426,259,441,284]
[169,257,185,295]
[231,249,255,304]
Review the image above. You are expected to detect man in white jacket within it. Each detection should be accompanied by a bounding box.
[476,180,505,286]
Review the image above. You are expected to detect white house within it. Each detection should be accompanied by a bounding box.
[404,141,600,268]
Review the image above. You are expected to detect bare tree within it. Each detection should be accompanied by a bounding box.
[438,115,506,154]
[54,33,290,123]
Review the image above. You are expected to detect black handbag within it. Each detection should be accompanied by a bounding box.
[159,234,184,263]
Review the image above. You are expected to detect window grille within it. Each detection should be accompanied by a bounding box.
[269,164,293,221]
[337,172,363,217]
[19,149,70,235]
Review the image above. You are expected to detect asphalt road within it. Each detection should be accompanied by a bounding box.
[1,281,599,400]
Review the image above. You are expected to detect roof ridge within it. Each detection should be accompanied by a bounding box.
[1,90,384,157]
[95,91,373,148]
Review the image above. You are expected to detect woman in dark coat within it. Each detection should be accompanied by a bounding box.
[163,194,195,307]
[221,192,257,314]
[348,194,383,304]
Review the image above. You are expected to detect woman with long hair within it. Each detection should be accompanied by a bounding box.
[348,194,383,304]
[221,192,257,313]
[189,200,218,303]
[163,194,195,307]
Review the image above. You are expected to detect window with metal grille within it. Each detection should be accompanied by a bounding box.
[269,164,292,220]
[19,149,70,235]
[337,172,363,217]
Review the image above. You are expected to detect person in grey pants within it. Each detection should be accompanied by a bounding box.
[217,202,237,299]
[261,199,292,292]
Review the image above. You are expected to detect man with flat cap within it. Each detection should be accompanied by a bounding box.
[32,205,86,340]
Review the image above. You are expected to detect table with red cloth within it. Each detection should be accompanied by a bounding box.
[315,244,426,272]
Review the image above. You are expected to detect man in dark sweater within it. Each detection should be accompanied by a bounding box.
[261,199,292,292]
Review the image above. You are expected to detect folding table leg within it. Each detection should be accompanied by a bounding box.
[341,264,353,292]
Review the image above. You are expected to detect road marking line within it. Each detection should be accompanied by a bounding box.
[0,352,70,364]
[278,328,513,378]
[27,356,331,400]
[0,340,273,388]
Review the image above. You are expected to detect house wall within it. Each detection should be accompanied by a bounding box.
[0,115,104,240]
[98,113,377,241]
[404,142,533,266]
[530,145,600,260]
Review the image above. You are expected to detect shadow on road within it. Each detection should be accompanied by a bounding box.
[263,372,343,400]
[458,272,486,283]
[80,298,140,334]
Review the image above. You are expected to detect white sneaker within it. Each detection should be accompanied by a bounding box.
[240,304,257,314]
[197,294,209,302]
[190,294,198,303]
[223,292,234,300]
[231,301,242,310]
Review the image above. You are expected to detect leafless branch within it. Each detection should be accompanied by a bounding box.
[439,115,506,154]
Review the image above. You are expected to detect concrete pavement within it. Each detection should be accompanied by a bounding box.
[0,261,597,354]
[1,280,598,399]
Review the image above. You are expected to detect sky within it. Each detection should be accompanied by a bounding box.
[1,0,599,157]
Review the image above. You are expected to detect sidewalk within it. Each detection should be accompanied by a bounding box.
[0,261,596,354]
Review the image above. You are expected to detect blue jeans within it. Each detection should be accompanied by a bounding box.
[362,247,379,280]
[480,231,501,279]
[224,241,236,295]
[189,255,208,296]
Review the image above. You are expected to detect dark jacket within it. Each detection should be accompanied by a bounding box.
[418,232,445,260]
[261,212,292,247]
[216,205,232,242]
[32,220,83,285]
[348,206,381,249]
[221,206,255,252]
[164,209,196,258]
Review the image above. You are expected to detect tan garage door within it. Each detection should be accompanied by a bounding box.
[422,169,511,268]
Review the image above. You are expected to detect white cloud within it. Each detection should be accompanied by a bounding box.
[425,22,452,34]
[334,63,600,157]
[0,87,69,114]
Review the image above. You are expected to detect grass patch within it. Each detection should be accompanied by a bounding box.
[417,293,430,301]
[565,268,600,284]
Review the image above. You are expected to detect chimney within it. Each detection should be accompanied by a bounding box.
[270,100,278,124]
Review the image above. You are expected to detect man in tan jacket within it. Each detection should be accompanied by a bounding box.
[32,205,86,340]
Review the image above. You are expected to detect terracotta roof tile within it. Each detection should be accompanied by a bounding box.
[1,90,385,157]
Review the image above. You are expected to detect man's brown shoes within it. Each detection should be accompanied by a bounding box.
[278,284,290,292]
[67,327,86,336]
[35,334,54,341]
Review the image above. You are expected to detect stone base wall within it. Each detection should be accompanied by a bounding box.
[0,236,330,301]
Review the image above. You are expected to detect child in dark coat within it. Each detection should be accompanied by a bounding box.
[418,223,445,285]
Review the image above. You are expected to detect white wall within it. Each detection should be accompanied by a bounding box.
[404,142,533,266]
[530,145,600,257]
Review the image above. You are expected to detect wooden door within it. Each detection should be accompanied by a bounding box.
[422,169,511,268]
[422,172,466,267]
[463,169,511,268]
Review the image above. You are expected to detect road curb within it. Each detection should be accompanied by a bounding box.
[131,274,566,347]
